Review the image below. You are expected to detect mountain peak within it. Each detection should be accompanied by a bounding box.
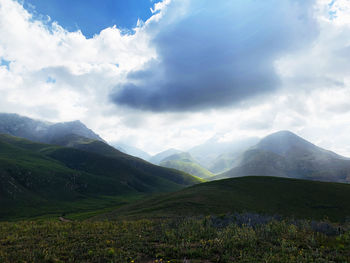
[0,113,104,144]
[265,130,299,138]
[56,120,85,127]
[68,119,83,124]
[255,130,315,156]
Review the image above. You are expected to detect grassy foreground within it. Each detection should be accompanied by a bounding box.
[100,176,350,222]
[0,216,349,262]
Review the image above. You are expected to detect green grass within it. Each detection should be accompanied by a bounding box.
[0,217,349,262]
[159,152,214,179]
[2,194,146,222]
[100,176,350,222]
[0,134,201,220]
[160,160,214,179]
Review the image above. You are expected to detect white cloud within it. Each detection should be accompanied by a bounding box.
[0,0,154,123]
[0,0,350,157]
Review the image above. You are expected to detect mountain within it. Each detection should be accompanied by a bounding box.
[112,142,151,161]
[149,148,182,165]
[188,136,259,171]
[0,113,104,145]
[0,134,201,219]
[0,113,202,185]
[214,131,350,183]
[100,176,350,222]
[159,152,214,179]
[208,152,242,174]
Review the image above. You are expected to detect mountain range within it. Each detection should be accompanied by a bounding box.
[112,136,261,175]
[1,112,350,221]
[0,113,103,144]
[138,130,350,184]
[0,113,201,219]
[215,131,350,183]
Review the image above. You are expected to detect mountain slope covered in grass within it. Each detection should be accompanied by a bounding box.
[0,134,201,220]
[214,131,350,183]
[149,149,182,165]
[160,152,214,179]
[101,176,350,222]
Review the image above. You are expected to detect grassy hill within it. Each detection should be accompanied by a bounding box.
[101,176,350,222]
[0,134,201,220]
[149,148,182,164]
[160,152,214,179]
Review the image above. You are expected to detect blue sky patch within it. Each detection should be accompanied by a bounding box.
[46,76,56,84]
[328,0,336,8]
[0,58,11,70]
[22,0,161,38]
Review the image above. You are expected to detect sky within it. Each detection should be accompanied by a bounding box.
[0,0,350,155]
[22,0,161,38]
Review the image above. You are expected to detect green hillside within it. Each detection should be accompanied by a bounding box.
[48,133,127,158]
[41,133,202,186]
[160,152,214,179]
[101,176,350,222]
[0,134,201,220]
[149,148,182,164]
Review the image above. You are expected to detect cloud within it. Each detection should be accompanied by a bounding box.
[1,0,350,157]
[0,0,153,122]
[111,0,318,112]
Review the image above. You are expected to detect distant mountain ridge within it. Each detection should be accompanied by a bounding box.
[253,131,343,158]
[188,136,260,173]
[0,113,103,145]
[112,136,260,173]
[112,142,151,161]
[214,131,350,183]
[159,152,214,179]
[149,149,182,165]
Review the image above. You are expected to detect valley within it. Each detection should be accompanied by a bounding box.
[0,113,350,262]
[1,113,350,221]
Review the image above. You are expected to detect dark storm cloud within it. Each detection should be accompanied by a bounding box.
[111,0,318,112]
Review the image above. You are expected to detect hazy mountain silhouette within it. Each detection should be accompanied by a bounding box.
[214,131,350,183]
[159,152,214,179]
[112,142,151,161]
[0,113,103,145]
[149,149,182,165]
